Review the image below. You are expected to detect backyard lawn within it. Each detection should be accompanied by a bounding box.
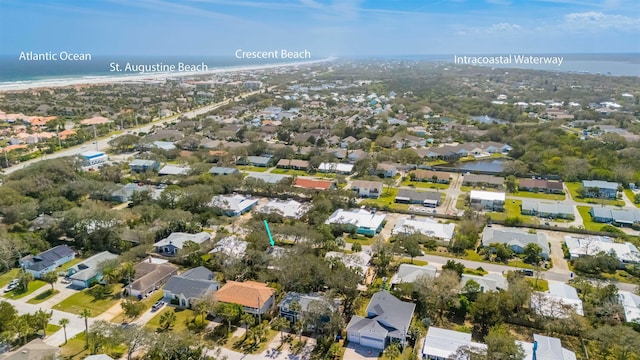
[238,166,269,172]
[401,180,449,190]
[145,307,204,333]
[3,280,47,300]
[361,188,398,209]
[0,268,20,288]
[488,200,539,225]
[53,284,123,315]
[508,191,566,201]
[576,206,604,231]
[270,168,308,176]
[566,182,625,207]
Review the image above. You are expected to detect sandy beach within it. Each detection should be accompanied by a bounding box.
[0,57,336,92]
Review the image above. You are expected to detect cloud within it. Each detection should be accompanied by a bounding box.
[564,11,640,30]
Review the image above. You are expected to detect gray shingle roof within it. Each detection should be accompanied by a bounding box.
[366,291,415,336]
[164,276,218,300]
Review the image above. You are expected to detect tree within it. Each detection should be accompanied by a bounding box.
[159,310,177,331]
[32,309,52,336]
[402,237,422,263]
[383,342,401,359]
[523,243,542,265]
[41,271,58,291]
[589,325,640,360]
[470,291,503,336]
[122,297,146,320]
[18,270,34,293]
[351,242,362,252]
[193,301,209,326]
[59,318,70,344]
[271,316,290,343]
[634,192,640,204]
[505,175,518,193]
[120,325,152,360]
[442,260,465,278]
[414,270,461,324]
[0,301,18,334]
[241,312,255,339]
[215,302,241,333]
[485,325,525,360]
[79,309,91,348]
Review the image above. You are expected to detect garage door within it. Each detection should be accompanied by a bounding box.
[360,336,385,350]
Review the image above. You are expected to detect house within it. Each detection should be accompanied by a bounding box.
[278,292,338,324]
[325,209,386,236]
[351,180,383,198]
[209,166,239,175]
[80,151,108,167]
[259,199,309,219]
[618,291,640,324]
[318,162,354,175]
[518,334,577,360]
[209,236,248,259]
[346,291,415,350]
[154,232,211,256]
[520,201,575,220]
[470,190,505,211]
[395,189,442,207]
[209,194,259,216]
[214,281,275,315]
[67,251,118,288]
[245,173,290,184]
[460,273,508,292]
[518,178,564,194]
[158,165,190,176]
[125,258,178,298]
[163,266,220,308]
[564,235,640,268]
[531,283,584,318]
[151,141,177,151]
[422,327,486,360]
[462,174,504,189]
[325,251,372,279]
[129,159,160,173]
[412,170,451,184]
[2,339,59,360]
[19,245,75,279]
[293,178,336,190]
[111,183,158,203]
[237,155,272,167]
[589,206,640,226]
[390,264,437,285]
[392,217,455,243]
[482,227,549,259]
[376,163,398,178]
[276,159,309,170]
[581,180,619,199]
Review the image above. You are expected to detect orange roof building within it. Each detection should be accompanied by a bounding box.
[214,281,275,315]
[293,178,336,190]
[80,116,111,126]
[28,116,57,127]
[59,129,77,140]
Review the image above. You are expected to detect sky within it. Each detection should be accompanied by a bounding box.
[0,0,639,57]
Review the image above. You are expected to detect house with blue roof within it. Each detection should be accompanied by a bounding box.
[20,245,75,279]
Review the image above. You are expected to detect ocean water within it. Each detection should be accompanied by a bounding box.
[0,55,300,84]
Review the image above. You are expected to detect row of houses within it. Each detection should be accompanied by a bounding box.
[590,206,640,226]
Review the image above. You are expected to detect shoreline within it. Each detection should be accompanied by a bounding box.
[0,57,336,92]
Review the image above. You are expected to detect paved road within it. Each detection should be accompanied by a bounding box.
[2,87,272,176]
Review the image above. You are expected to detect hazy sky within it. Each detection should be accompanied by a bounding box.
[1,0,639,57]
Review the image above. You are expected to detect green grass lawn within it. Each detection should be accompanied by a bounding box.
[53,284,123,316]
[508,191,566,201]
[361,188,398,208]
[0,268,20,288]
[566,182,625,207]
[601,270,640,285]
[346,234,376,246]
[238,166,269,172]
[401,180,449,190]
[577,206,604,231]
[527,278,549,291]
[3,280,47,300]
[398,258,429,266]
[60,332,126,360]
[270,168,308,176]
[46,323,61,335]
[460,186,500,193]
[145,307,203,333]
[27,289,60,304]
[624,189,640,208]
[112,292,164,323]
[488,200,539,225]
[59,258,84,273]
[456,196,468,210]
[425,249,484,262]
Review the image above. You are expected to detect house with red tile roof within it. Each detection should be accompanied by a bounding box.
[215,281,275,315]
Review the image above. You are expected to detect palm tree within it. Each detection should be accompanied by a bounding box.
[79,309,91,349]
[240,313,255,339]
[59,318,70,344]
[193,301,208,326]
[271,317,290,344]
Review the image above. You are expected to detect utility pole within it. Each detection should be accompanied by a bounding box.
[257,295,262,324]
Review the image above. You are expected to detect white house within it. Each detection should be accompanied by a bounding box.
[154,232,211,256]
[325,251,372,279]
[470,190,505,211]
[619,291,640,324]
[67,251,118,288]
[351,180,383,198]
[422,327,486,360]
[209,236,248,259]
[482,227,550,259]
[258,199,309,219]
[391,264,437,285]
[80,151,108,167]
[318,162,354,174]
[20,245,75,279]
[325,209,386,236]
[460,273,508,293]
[531,282,584,318]
[392,217,455,243]
[564,235,640,268]
[209,194,259,216]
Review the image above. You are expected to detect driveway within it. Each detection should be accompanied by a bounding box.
[343,343,381,360]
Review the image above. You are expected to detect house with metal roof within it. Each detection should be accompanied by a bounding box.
[531,283,584,318]
[619,291,640,324]
[392,217,455,243]
[346,291,415,350]
[163,266,220,308]
[589,206,640,226]
[463,174,504,188]
[521,200,575,219]
[128,159,160,173]
[582,180,619,199]
[325,209,386,236]
[519,334,577,360]
[460,273,508,293]
[390,264,437,285]
[208,166,239,175]
[20,245,75,279]
[209,194,259,216]
[245,173,290,184]
[482,227,549,259]
[237,155,272,167]
[67,251,118,288]
[422,327,486,360]
[158,165,191,176]
[564,235,640,267]
[395,189,442,207]
[154,232,211,256]
[258,199,309,219]
[470,190,506,211]
[318,162,354,175]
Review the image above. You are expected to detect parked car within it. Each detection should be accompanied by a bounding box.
[4,283,18,293]
[521,269,535,276]
[61,277,71,284]
[151,300,165,312]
